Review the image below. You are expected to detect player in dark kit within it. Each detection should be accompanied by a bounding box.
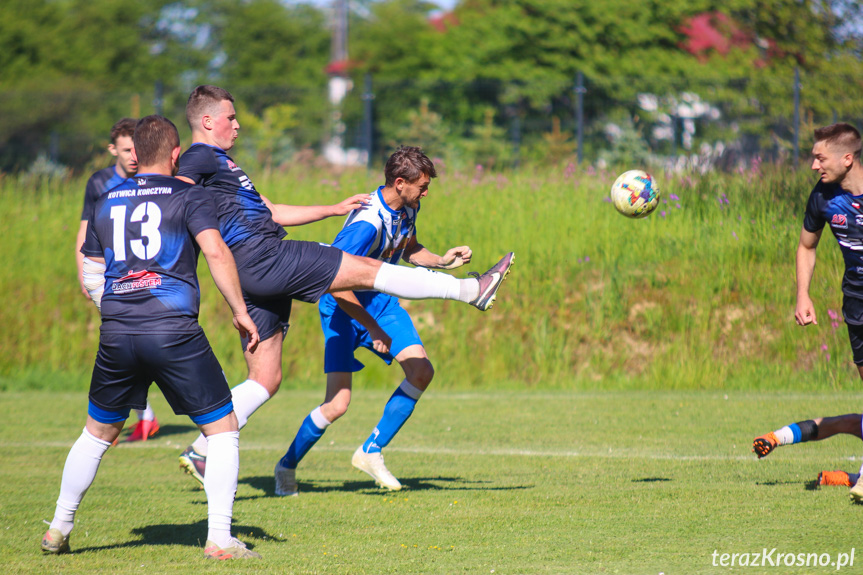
[75,118,160,443]
[175,85,514,489]
[752,123,863,498]
[43,115,262,560]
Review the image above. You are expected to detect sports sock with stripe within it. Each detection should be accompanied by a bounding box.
[280,407,332,469]
[362,380,423,454]
[773,420,819,445]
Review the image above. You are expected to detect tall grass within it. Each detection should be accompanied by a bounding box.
[0,163,854,391]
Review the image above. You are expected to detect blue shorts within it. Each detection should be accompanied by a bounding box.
[88,329,232,419]
[320,297,423,373]
[240,240,343,344]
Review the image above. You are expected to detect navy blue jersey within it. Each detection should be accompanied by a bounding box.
[803,180,863,301]
[81,174,219,334]
[81,166,126,221]
[177,144,286,270]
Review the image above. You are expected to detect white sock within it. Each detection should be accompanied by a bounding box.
[139,402,156,422]
[399,380,424,400]
[373,263,478,303]
[51,428,111,536]
[204,431,239,548]
[773,426,795,445]
[191,380,270,456]
[310,406,332,429]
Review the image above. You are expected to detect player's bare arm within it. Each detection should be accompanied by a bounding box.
[402,236,472,270]
[795,227,822,326]
[75,221,91,298]
[263,193,371,227]
[331,290,392,354]
[195,228,260,351]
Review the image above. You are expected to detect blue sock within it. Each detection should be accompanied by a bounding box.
[280,408,331,469]
[363,381,422,454]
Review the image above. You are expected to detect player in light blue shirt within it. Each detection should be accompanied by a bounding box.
[275,146,480,493]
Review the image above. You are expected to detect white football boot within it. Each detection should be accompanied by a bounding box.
[351,446,402,491]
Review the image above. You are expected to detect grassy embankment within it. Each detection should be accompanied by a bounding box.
[0,164,852,392]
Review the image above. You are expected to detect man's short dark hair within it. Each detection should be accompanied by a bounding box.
[186,85,234,129]
[384,146,437,186]
[110,118,137,144]
[814,123,862,160]
[133,115,180,167]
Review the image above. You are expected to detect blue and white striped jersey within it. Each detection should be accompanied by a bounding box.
[319,186,420,316]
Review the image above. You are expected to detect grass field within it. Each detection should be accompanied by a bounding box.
[5,388,863,574]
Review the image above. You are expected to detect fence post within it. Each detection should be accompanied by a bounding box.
[575,71,585,165]
[793,66,800,167]
[362,73,374,171]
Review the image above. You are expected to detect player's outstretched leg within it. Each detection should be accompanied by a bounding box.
[752,432,780,459]
[468,252,515,311]
[338,252,514,310]
[818,470,859,487]
[752,420,820,459]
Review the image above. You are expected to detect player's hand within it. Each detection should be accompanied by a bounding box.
[234,312,260,352]
[332,194,371,216]
[438,246,472,269]
[795,297,817,326]
[78,280,91,299]
[369,326,392,355]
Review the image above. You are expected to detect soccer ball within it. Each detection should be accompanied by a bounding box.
[610,170,660,218]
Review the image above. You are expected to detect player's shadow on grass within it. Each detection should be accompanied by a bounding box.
[65,521,281,554]
[238,475,532,498]
[631,477,671,483]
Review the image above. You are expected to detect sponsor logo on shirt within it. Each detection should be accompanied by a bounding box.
[853,202,860,209]
[112,270,162,294]
[856,215,863,226]
[136,177,147,186]
[227,160,240,172]
[832,214,848,229]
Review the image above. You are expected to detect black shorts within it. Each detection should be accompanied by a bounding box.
[843,296,863,365]
[240,240,343,343]
[89,329,231,417]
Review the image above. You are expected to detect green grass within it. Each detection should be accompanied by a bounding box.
[5,389,863,574]
[1,165,858,391]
